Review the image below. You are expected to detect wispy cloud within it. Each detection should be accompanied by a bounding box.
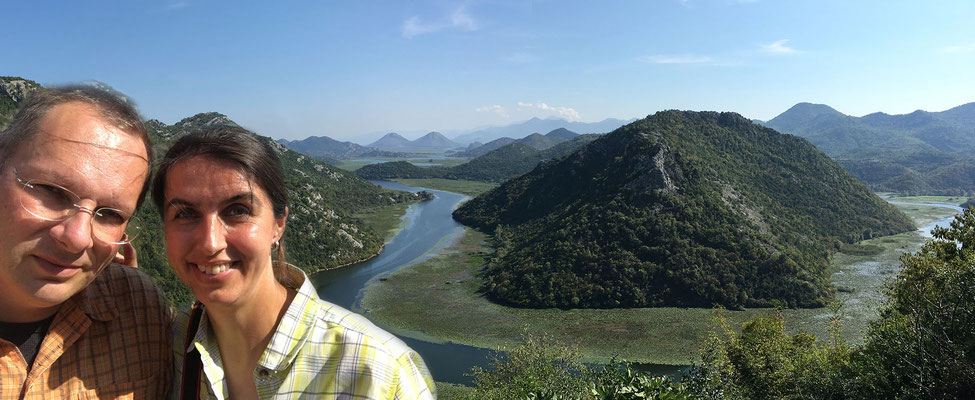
[941,42,975,54]
[639,54,714,64]
[166,1,188,10]
[402,6,478,39]
[517,102,582,121]
[476,105,509,118]
[760,39,800,54]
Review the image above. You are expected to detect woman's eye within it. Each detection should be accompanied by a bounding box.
[224,204,251,219]
[172,208,198,221]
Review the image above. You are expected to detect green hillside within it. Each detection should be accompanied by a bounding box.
[356,134,600,182]
[453,111,914,309]
[765,102,975,195]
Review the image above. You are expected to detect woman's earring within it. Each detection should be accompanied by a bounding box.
[271,241,279,251]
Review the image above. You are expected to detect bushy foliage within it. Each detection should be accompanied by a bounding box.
[691,311,852,400]
[689,207,975,399]
[455,111,914,309]
[466,334,592,399]
[850,206,975,398]
[464,334,695,400]
[591,362,696,400]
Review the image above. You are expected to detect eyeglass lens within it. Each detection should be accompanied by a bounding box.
[19,178,141,244]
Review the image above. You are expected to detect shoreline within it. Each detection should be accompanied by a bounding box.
[311,243,385,274]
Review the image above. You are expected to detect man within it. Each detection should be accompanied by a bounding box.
[0,86,171,398]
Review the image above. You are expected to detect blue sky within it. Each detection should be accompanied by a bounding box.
[3,0,974,142]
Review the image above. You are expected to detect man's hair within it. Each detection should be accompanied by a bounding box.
[151,125,296,287]
[0,85,154,210]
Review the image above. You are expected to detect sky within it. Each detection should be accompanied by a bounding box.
[3,0,974,143]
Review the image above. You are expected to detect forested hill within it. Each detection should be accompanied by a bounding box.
[453,110,914,309]
[355,133,600,182]
[764,102,975,195]
[136,113,421,304]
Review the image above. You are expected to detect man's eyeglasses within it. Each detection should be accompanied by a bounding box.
[14,168,142,244]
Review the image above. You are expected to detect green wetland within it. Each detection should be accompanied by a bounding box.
[359,195,962,366]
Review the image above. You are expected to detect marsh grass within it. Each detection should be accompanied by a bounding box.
[336,157,471,171]
[358,201,958,366]
[353,202,413,241]
[886,195,967,204]
[393,178,498,197]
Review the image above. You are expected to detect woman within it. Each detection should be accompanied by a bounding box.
[152,126,435,399]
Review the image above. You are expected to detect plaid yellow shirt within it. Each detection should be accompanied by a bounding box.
[0,264,173,399]
[173,265,436,399]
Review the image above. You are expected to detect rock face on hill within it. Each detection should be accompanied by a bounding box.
[1,77,42,129]
[454,110,914,309]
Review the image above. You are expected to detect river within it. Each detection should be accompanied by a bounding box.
[311,181,497,385]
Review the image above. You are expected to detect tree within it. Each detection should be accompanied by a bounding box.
[852,207,975,398]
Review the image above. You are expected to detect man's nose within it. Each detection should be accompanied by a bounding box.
[51,207,95,253]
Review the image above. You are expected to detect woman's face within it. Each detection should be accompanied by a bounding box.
[162,156,286,307]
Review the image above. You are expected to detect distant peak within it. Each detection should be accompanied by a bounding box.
[786,102,842,115]
[175,112,236,127]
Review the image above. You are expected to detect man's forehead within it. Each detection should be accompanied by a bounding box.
[35,102,148,161]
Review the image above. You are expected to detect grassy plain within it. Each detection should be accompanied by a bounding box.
[393,178,498,197]
[887,195,968,205]
[359,200,961,367]
[353,202,413,241]
[336,156,470,171]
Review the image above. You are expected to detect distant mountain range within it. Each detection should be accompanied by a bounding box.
[763,102,975,195]
[453,111,913,309]
[367,131,461,152]
[280,122,598,159]
[452,117,635,145]
[457,127,580,157]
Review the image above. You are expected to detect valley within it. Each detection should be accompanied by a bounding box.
[354,183,962,371]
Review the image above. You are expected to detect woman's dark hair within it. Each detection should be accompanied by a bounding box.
[151,125,298,287]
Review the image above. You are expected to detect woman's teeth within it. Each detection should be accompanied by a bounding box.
[198,263,230,275]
